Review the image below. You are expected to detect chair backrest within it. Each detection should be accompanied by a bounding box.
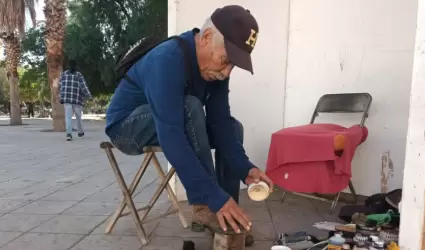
[310,93,372,126]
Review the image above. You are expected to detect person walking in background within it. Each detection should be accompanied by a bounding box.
[59,59,92,141]
[27,102,34,118]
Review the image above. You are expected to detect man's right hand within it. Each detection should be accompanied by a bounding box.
[216,198,251,233]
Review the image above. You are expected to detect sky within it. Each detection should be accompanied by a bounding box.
[35,1,46,21]
[0,1,45,60]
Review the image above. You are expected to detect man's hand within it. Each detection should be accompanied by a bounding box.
[216,198,251,233]
[245,167,274,191]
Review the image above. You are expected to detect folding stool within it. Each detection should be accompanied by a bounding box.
[100,142,188,245]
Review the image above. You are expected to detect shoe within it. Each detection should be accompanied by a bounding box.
[245,232,254,247]
[191,205,252,241]
[77,132,85,138]
[191,205,215,233]
[66,134,72,141]
[385,189,402,210]
[182,241,195,250]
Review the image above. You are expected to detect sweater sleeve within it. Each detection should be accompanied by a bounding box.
[77,72,92,99]
[205,79,256,182]
[141,51,229,213]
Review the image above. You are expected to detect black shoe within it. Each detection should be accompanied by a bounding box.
[385,189,402,210]
[245,234,254,246]
[66,134,72,141]
[77,132,85,138]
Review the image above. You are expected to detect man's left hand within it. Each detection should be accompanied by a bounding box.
[245,167,274,191]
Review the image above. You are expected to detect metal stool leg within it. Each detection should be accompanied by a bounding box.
[348,180,358,204]
[280,192,287,203]
[104,147,148,245]
[281,180,358,215]
[329,192,341,215]
[329,181,357,214]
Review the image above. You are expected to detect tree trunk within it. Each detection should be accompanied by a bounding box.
[2,35,22,126]
[44,0,66,131]
[47,47,65,131]
[8,74,22,125]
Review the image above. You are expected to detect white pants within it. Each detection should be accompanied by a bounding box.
[64,103,83,134]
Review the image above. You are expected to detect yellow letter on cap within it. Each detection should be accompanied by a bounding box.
[245,29,258,48]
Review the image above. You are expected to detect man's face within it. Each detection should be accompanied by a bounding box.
[198,29,234,81]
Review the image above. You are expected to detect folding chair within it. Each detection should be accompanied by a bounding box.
[99,142,188,245]
[280,93,372,214]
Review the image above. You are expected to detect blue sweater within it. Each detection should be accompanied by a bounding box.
[106,30,255,212]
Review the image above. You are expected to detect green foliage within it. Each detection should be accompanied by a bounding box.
[20,0,167,99]
[19,28,50,104]
[0,65,48,104]
[19,66,50,103]
[84,93,113,113]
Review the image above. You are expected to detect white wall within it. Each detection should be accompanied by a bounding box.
[168,0,290,200]
[399,0,425,248]
[284,0,417,195]
[170,0,418,198]
[170,0,290,168]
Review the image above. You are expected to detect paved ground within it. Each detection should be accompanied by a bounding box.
[0,117,343,250]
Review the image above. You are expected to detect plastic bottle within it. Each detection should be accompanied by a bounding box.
[328,233,346,250]
[386,242,399,250]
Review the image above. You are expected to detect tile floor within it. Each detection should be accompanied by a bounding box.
[0,118,344,250]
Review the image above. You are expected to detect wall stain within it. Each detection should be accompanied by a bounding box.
[339,44,346,72]
[381,151,394,193]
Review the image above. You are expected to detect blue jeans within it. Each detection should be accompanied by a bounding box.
[64,103,83,135]
[111,96,243,204]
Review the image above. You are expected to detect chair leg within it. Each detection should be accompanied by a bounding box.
[104,148,150,245]
[329,181,357,214]
[105,152,153,234]
[329,192,341,215]
[281,181,357,215]
[139,167,176,223]
[348,180,358,204]
[151,154,188,228]
[280,192,287,203]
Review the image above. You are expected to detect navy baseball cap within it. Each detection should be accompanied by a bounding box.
[211,5,259,74]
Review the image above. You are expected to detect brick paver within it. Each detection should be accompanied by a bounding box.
[0,117,342,250]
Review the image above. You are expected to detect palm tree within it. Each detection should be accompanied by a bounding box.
[44,0,66,131]
[0,0,37,125]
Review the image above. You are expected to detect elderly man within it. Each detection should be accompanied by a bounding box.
[105,5,272,240]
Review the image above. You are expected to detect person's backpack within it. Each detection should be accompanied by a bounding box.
[114,33,194,94]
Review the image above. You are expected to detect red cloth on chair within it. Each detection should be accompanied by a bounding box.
[266,124,368,194]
